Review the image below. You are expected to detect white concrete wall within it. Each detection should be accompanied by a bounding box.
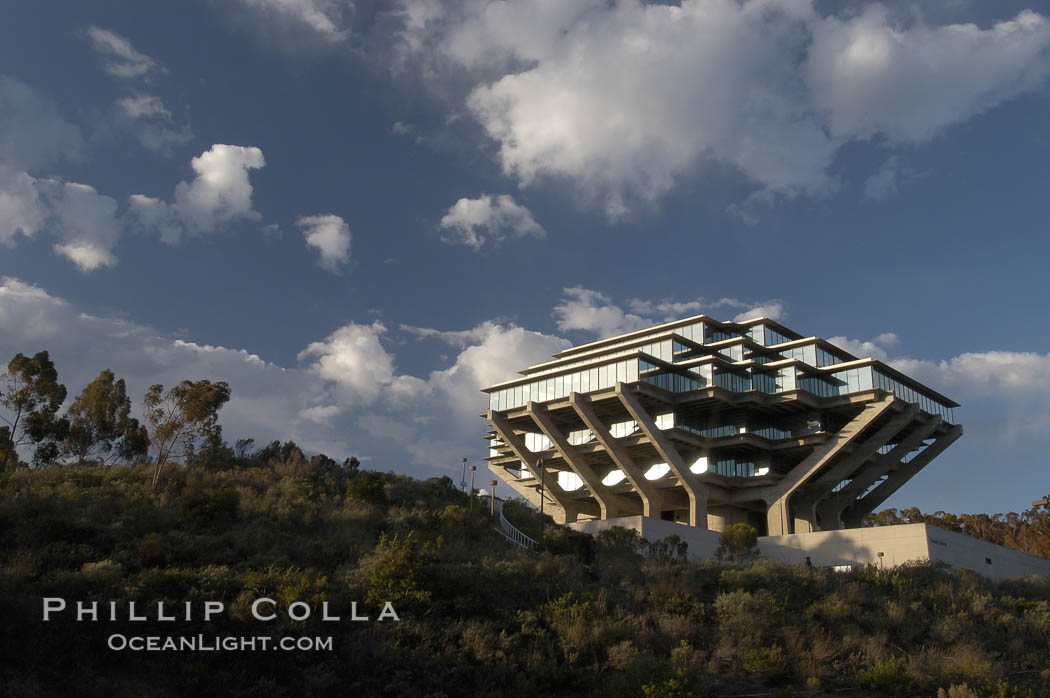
[567,519,1050,581]
[924,526,1050,581]
[758,524,932,570]
[568,516,722,561]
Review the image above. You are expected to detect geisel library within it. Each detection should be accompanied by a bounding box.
[484,315,1050,580]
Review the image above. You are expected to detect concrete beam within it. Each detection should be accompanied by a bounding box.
[615,382,709,527]
[569,392,673,519]
[526,402,636,519]
[842,424,964,527]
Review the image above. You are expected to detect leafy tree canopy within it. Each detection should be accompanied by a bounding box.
[64,369,149,465]
[144,379,231,490]
[0,351,69,469]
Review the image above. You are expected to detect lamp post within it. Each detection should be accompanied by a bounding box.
[537,456,546,539]
[469,465,477,509]
[489,480,498,516]
[460,457,468,492]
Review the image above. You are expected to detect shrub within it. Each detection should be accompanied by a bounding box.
[716,523,758,563]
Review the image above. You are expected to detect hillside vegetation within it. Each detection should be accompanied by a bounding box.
[2,352,1050,695]
[2,457,1050,698]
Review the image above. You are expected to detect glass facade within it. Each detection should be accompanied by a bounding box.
[489,324,957,423]
[714,457,756,478]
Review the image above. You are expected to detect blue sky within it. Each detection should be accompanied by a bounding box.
[2,0,1049,515]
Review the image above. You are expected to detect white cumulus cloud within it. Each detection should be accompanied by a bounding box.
[297,322,401,404]
[399,1,1050,217]
[298,214,351,272]
[553,287,651,339]
[556,288,784,339]
[439,193,545,251]
[129,144,266,243]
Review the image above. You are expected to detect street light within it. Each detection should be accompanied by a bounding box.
[537,456,546,539]
[469,465,477,510]
[460,457,468,492]
[489,480,498,516]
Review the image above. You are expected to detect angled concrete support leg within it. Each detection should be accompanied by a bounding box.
[488,410,590,523]
[615,382,709,527]
[817,414,941,530]
[759,396,895,535]
[842,424,963,528]
[527,402,636,518]
[569,392,672,519]
[792,403,919,531]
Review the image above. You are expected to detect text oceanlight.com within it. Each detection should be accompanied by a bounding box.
[107,634,333,652]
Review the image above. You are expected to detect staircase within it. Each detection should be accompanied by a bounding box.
[492,498,541,551]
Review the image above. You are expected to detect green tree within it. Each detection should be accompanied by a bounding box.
[143,379,231,490]
[63,369,149,465]
[717,522,759,562]
[0,351,69,469]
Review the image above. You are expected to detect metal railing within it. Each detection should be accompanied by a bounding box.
[493,498,540,551]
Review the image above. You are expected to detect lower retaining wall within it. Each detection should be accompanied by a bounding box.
[568,518,1050,581]
[568,516,722,561]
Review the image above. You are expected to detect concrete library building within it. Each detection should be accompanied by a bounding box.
[483,315,1050,580]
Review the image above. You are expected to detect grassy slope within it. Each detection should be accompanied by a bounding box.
[1,461,1049,697]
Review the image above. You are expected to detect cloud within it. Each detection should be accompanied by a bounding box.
[439,194,545,251]
[0,276,347,457]
[806,8,1050,144]
[862,155,928,202]
[37,180,121,272]
[298,214,351,272]
[827,332,900,361]
[399,1,1050,217]
[0,76,83,172]
[400,321,500,348]
[0,169,121,271]
[556,288,784,339]
[86,27,166,80]
[222,0,353,54]
[0,167,46,247]
[116,94,194,156]
[235,0,350,40]
[299,404,343,425]
[732,303,786,323]
[129,144,266,243]
[424,322,571,419]
[297,321,400,404]
[553,287,651,339]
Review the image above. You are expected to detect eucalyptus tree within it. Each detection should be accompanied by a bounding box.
[64,369,149,465]
[0,351,69,469]
[144,379,231,490]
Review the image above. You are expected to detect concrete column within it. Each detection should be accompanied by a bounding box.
[488,410,589,523]
[526,402,636,519]
[569,391,673,519]
[615,382,709,528]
